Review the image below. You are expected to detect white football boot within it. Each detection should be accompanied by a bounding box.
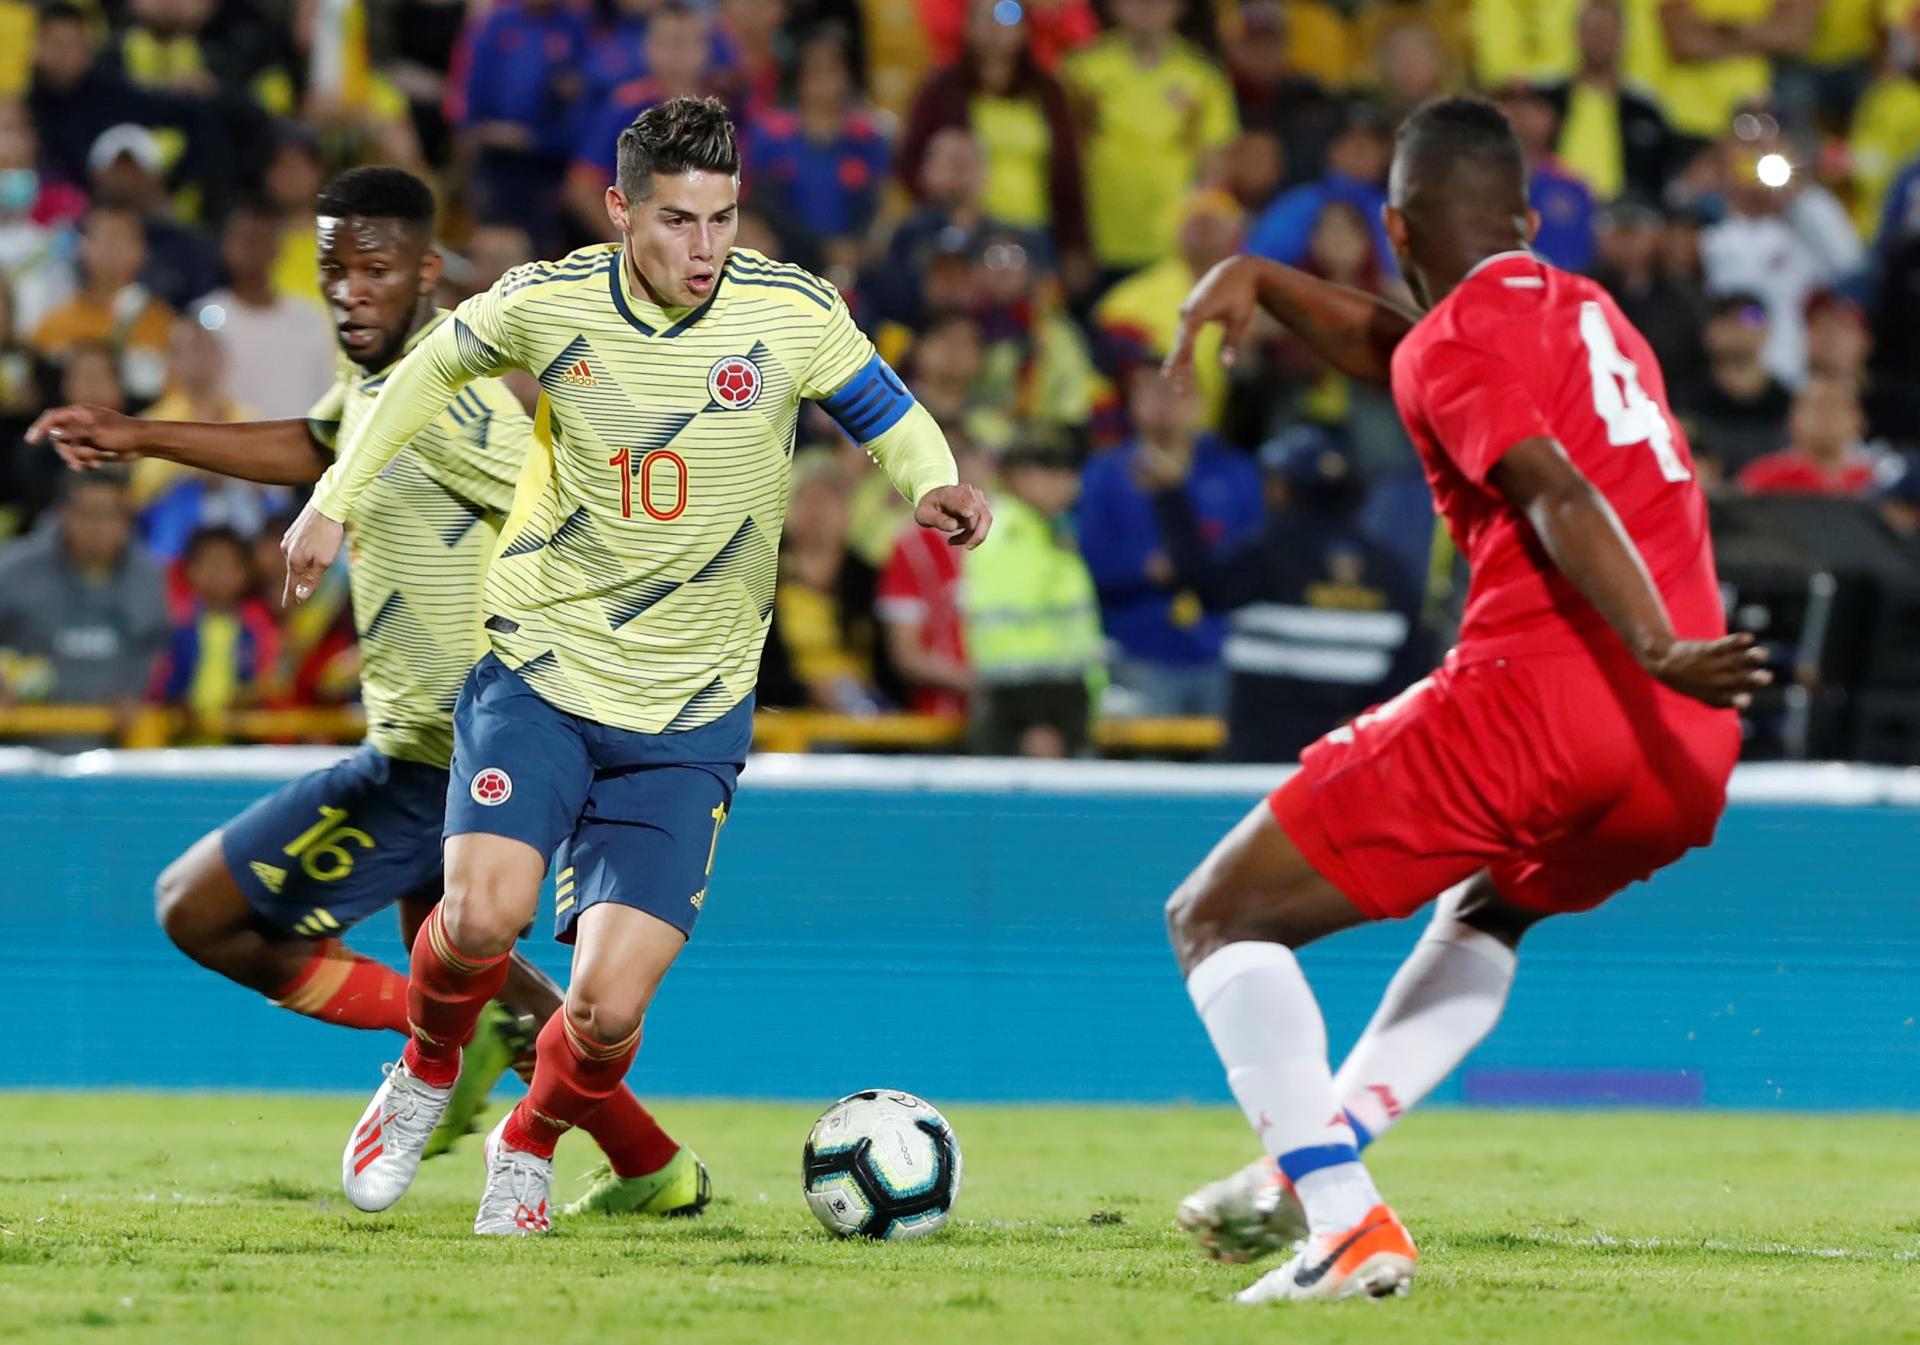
[1176,1157,1309,1263]
[1236,1203,1417,1304]
[342,1059,455,1212]
[473,1114,555,1235]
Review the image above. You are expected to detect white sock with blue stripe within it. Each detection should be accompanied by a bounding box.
[1187,941,1382,1236]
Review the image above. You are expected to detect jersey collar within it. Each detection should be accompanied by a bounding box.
[609,246,725,339]
[1460,249,1540,284]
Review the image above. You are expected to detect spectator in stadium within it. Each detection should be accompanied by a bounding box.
[4,341,123,538]
[1737,370,1878,496]
[0,100,79,336]
[1845,7,1920,235]
[1675,291,1792,478]
[135,315,288,563]
[1593,199,1710,407]
[898,0,1092,293]
[27,2,210,193]
[1245,99,1393,278]
[1371,20,1451,126]
[901,311,1011,451]
[1095,188,1243,434]
[918,0,1098,71]
[875,440,992,720]
[1701,125,1864,386]
[1804,291,1872,389]
[456,0,591,253]
[246,503,355,709]
[31,203,175,403]
[1643,1,1816,142]
[1470,0,1579,88]
[108,0,275,102]
[1776,0,1881,142]
[1062,0,1238,284]
[1221,0,1336,187]
[156,523,274,731]
[715,0,791,119]
[1076,366,1260,717]
[0,471,168,742]
[745,27,889,278]
[85,123,222,312]
[971,228,1096,434]
[261,125,326,311]
[870,128,999,329]
[192,202,334,422]
[1867,151,1920,442]
[1143,426,1424,764]
[1220,129,1284,217]
[761,451,886,714]
[1491,81,1595,273]
[963,427,1102,757]
[0,282,44,538]
[567,2,716,241]
[1539,0,1677,205]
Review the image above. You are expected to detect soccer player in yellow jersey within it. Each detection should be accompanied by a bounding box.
[283,99,991,1234]
[31,167,709,1221]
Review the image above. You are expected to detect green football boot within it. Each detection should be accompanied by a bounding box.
[423,1000,535,1160]
[559,1148,713,1218]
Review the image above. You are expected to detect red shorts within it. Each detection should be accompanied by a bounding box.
[1270,650,1741,921]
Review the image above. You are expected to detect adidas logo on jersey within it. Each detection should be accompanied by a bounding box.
[250,861,287,894]
[560,358,596,387]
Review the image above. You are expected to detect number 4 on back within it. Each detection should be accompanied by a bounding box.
[1579,301,1691,483]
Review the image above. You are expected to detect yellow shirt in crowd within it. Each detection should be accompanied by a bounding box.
[1063,35,1239,271]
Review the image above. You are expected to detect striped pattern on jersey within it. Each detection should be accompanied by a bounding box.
[307,312,530,766]
[446,245,872,734]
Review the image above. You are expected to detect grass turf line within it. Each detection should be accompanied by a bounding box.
[1,1096,1916,1345]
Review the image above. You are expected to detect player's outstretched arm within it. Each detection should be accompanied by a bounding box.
[1492,435,1772,710]
[1164,255,1420,387]
[28,405,329,485]
[286,318,489,602]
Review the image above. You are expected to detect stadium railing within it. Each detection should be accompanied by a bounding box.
[0,705,1229,756]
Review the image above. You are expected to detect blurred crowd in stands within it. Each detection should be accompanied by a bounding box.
[1,0,1919,757]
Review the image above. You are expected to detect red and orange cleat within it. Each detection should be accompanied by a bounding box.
[1235,1203,1417,1303]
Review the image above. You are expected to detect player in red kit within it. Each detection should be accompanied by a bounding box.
[1158,98,1771,1303]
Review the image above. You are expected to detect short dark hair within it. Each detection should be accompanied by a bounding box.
[1394,96,1526,200]
[615,96,740,201]
[183,525,248,567]
[313,166,436,235]
[39,1,88,26]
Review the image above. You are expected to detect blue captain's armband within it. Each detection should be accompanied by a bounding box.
[819,354,915,443]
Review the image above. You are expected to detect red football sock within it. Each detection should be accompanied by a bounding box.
[580,1086,680,1179]
[271,939,410,1033]
[501,1013,639,1160]
[401,905,511,1088]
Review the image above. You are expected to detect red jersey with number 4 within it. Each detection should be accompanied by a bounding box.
[1391,251,1725,663]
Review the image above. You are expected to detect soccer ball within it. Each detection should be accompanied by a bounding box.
[802,1089,962,1240]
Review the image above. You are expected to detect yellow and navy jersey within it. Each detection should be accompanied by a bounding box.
[307,311,530,767]
[310,245,957,736]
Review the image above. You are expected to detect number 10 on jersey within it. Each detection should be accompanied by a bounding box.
[608,448,689,521]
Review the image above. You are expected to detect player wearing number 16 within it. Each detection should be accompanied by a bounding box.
[282,97,990,1235]
[1158,98,1770,1302]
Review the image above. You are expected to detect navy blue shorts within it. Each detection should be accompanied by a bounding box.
[222,745,449,938]
[444,653,750,941]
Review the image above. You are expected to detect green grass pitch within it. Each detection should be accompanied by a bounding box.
[2,1095,1916,1345]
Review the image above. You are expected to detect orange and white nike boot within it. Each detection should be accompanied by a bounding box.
[1176,1157,1308,1263]
[1236,1203,1417,1303]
